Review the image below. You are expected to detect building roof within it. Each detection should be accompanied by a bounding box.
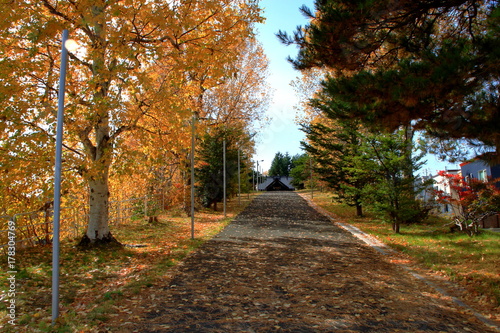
[257,176,295,191]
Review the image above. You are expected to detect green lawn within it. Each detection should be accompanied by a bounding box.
[307,191,500,319]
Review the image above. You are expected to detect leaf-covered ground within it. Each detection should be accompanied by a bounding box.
[0,196,248,332]
[107,192,500,332]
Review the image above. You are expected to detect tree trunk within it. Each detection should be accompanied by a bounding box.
[88,176,110,238]
[393,222,400,234]
[355,201,363,217]
[356,204,363,217]
[77,4,119,248]
[78,119,118,247]
[79,173,119,247]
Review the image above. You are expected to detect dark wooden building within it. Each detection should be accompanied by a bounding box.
[258,176,295,191]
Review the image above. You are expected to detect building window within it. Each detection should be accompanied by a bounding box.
[478,169,487,182]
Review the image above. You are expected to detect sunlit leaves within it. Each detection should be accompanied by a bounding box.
[0,0,264,240]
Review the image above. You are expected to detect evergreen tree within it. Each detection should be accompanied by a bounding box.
[269,152,292,177]
[359,127,432,233]
[279,0,500,158]
[289,154,309,189]
[196,127,241,210]
[302,118,372,216]
[302,114,432,230]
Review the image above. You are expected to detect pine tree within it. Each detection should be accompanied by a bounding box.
[289,154,309,189]
[301,118,372,216]
[197,127,243,210]
[302,115,432,229]
[359,127,432,233]
[269,152,292,177]
[279,0,500,157]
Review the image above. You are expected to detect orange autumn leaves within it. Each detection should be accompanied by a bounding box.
[0,1,269,238]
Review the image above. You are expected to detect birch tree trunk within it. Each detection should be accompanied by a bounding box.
[86,176,112,241]
[78,4,117,246]
[78,117,118,246]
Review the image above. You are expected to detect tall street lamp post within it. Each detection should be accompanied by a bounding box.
[52,29,78,325]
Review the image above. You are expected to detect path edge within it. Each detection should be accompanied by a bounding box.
[298,192,500,332]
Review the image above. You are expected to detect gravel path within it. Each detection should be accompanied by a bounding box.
[123,192,498,332]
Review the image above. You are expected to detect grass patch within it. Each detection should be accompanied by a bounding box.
[308,191,500,317]
[0,193,259,332]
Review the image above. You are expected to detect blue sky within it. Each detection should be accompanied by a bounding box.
[254,0,457,174]
[254,0,314,172]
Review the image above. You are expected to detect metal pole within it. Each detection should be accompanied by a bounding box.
[252,164,255,191]
[117,200,122,225]
[310,157,313,199]
[52,29,69,325]
[182,169,186,211]
[190,114,195,239]
[256,160,263,191]
[162,186,165,212]
[237,148,241,205]
[223,139,226,218]
[256,160,259,191]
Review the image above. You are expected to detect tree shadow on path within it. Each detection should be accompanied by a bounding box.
[124,192,498,333]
